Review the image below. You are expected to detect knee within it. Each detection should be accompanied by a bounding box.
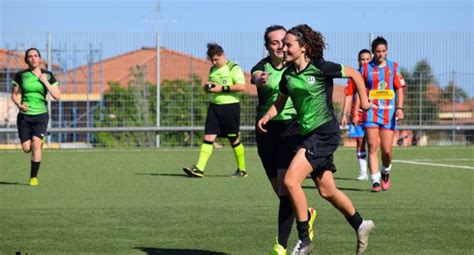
[318,187,336,200]
[22,147,31,153]
[367,143,378,153]
[283,176,298,192]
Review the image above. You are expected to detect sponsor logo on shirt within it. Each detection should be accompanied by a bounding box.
[307,76,316,84]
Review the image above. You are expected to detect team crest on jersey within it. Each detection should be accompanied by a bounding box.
[222,79,228,85]
[378,81,388,90]
[307,76,316,84]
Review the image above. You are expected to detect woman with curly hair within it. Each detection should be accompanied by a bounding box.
[257,24,375,255]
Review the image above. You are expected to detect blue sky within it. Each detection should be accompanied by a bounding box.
[1,0,473,94]
[1,0,472,33]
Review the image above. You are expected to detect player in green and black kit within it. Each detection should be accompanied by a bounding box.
[258,25,374,255]
[183,43,247,177]
[11,48,61,186]
[252,25,316,255]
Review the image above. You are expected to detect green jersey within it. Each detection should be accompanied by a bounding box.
[208,61,245,105]
[13,69,58,115]
[251,57,296,121]
[279,60,345,135]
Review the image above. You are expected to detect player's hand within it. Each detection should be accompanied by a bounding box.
[396,108,404,121]
[258,72,269,86]
[351,114,359,126]
[18,103,28,112]
[360,99,371,111]
[340,115,347,127]
[39,73,49,84]
[257,114,271,133]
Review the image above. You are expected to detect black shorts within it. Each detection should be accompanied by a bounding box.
[301,118,340,180]
[204,103,240,138]
[17,112,49,143]
[256,119,303,180]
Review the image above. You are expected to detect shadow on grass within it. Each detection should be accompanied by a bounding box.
[134,173,229,178]
[134,247,230,255]
[302,185,366,192]
[0,181,28,186]
[334,176,357,181]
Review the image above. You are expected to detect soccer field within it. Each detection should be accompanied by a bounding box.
[1,146,473,254]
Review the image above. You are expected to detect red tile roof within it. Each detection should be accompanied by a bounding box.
[59,47,256,95]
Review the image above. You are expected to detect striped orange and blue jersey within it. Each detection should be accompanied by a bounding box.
[359,60,405,126]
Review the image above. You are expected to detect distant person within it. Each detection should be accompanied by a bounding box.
[340,49,371,181]
[358,36,406,192]
[251,25,316,255]
[11,48,61,186]
[183,43,247,177]
[257,24,374,255]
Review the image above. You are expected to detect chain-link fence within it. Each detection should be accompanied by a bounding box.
[1,32,472,148]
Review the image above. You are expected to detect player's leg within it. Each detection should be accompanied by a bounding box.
[380,128,395,190]
[365,126,381,192]
[29,113,48,186]
[355,131,368,181]
[284,148,314,253]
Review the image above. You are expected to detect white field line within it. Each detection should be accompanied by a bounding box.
[393,160,474,170]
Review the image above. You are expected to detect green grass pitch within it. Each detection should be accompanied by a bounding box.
[1,146,473,254]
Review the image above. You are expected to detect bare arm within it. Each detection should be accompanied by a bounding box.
[11,86,28,112]
[395,87,404,120]
[345,67,370,110]
[39,73,61,101]
[257,94,288,133]
[340,95,352,127]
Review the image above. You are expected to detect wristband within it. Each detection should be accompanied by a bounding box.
[222,86,230,93]
[396,107,403,111]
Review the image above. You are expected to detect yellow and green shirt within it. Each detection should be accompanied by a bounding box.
[208,61,245,105]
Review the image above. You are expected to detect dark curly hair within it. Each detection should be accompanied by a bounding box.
[287,24,326,60]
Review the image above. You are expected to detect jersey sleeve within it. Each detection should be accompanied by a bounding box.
[250,60,266,85]
[230,65,245,85]
[13,71,22,87]
[344,78,355,96]
[321,61,344,78]
[47,71,59,86]
[393,63,406,89]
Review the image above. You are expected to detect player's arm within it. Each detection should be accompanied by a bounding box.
[251,70,269,88]
[395,87,404,120]
[345,67,370,111]
[11,86,28,112]
[394,65,405,121]
[257,94,288,133]
[39,72,61,101]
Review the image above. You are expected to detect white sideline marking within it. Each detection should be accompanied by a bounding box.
[393,160,474,170]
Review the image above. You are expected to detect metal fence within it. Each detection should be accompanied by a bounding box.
[1,32,472,148]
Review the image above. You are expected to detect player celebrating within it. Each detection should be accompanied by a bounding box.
[11,48,61,186]
[257,24,375,255]
[183,43,247,177]
[340,49,371,181]
[358,36,405,192]
[251,25,316,255]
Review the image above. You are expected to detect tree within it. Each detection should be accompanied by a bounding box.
[442,81,469,103]
[403,60,439,125]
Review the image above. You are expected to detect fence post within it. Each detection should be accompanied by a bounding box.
[47,32,52,146]
[156,33,161,148]
[451,70,456,144]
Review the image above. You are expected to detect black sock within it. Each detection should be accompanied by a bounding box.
[31,161,41,178]
[278,196,294,248]
[296,220,310,242]
[345,210,363,231]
